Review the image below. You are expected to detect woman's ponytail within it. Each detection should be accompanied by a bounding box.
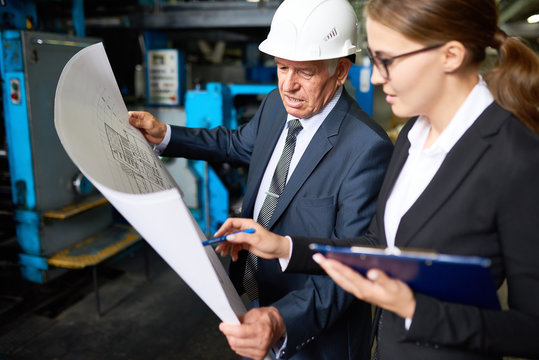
[484,29,539,133]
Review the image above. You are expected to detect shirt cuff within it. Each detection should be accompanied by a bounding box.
[153,123,171,154]
[405,317,412,330]
[278,236,293,271]
[273,334,288,359]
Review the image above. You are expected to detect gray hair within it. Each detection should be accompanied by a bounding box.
[325,58,339,76]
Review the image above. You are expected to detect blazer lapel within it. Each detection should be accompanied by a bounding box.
[378,149,410,246]
[267,125,334,229]
[395,103,506,247]
[265,94,351,230]
[372,118,415,246]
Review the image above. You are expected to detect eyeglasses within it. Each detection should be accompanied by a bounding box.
[366,43,445,80]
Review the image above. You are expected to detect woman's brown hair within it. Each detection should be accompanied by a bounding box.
[365,0,539,133]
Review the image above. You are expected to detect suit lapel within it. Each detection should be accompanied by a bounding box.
[267,124,334,229]
[370,118,415,246]
[266,93,352,229]
[395,103,506,247]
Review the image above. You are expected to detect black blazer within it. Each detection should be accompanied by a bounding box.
[164,88,393,359]
[288,102,539,359]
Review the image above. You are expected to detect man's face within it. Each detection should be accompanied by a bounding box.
[275,57,344,119]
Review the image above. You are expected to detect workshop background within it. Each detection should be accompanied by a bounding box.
[0,0,537,359]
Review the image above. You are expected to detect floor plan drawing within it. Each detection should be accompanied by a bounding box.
[54,43,246,325]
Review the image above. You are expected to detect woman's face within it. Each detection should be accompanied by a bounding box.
[366,17,446,119]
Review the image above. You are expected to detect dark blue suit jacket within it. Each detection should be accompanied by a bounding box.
[163,88,393,359]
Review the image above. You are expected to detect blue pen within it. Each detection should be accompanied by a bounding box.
[202,228,255,246]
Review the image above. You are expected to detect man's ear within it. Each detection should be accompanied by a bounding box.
[336,58,352,86]
[442,41,466,73]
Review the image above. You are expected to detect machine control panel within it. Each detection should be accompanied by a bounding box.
[10,78,21,104]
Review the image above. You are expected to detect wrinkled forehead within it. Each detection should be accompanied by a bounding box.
[275,57,328,71]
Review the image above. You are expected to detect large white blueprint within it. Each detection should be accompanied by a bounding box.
[54,42,246,324]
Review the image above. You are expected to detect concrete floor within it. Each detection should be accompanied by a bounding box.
[0,245,241,360]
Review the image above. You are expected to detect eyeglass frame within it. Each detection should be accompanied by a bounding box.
[366,43,446,80]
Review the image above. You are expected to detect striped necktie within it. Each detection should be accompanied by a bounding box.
[243,119,303,301]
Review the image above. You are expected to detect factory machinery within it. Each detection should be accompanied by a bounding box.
[0,2,143,291]
[0,0,374,288]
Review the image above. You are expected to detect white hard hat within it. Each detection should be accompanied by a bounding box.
[259,0,359,61]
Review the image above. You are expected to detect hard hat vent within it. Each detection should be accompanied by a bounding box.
[324,27,339,42]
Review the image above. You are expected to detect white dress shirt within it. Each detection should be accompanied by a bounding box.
[154,124,172,154]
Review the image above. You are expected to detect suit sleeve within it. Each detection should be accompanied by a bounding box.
[332,132,393,239]
[274,135,392,357]
[160,91,279,165]
[286,216,380,275]
[402,127,539,358]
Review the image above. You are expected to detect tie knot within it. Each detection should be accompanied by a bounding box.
[288,119,303,136]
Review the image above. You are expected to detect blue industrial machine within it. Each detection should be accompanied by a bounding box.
[0,29,117,283]
[0,0,145,285]
[348,58,375,116]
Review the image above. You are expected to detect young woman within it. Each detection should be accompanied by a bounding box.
[214,0,539,359]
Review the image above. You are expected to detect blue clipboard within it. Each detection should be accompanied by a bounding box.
[310,244,500,309]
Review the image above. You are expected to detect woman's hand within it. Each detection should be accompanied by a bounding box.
[313,253,416,319]
[213,218,291,262]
